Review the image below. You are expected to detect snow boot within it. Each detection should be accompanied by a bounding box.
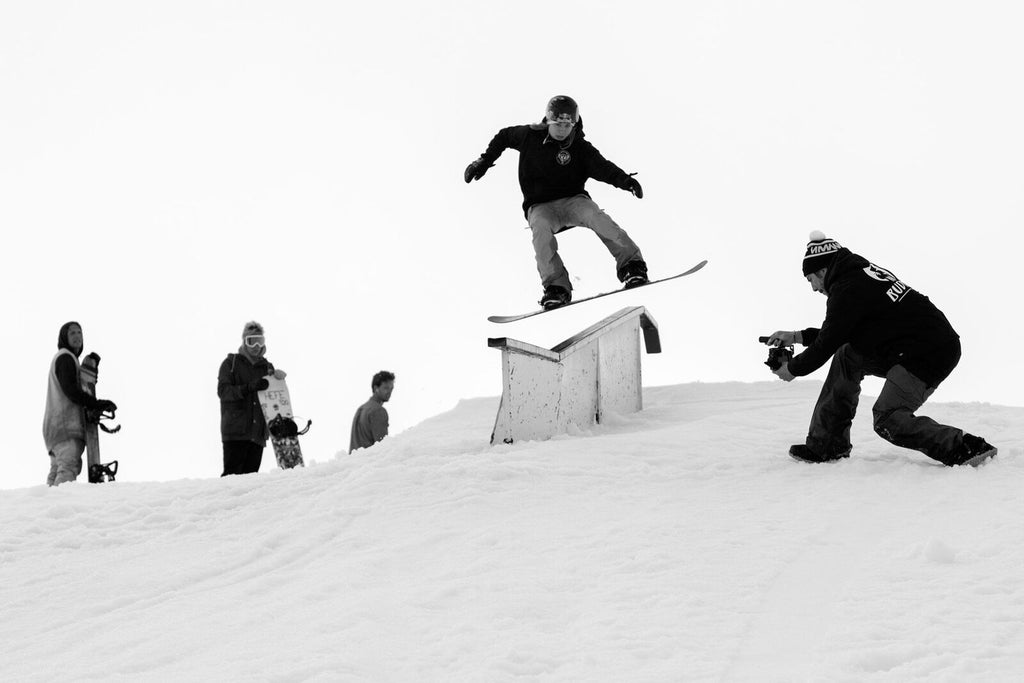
[789,444,850,463]
[620,260,649,289]
[540,285,571,310]
[949,434,997,467]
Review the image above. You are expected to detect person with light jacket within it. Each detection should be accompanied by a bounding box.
[42,321,116,486]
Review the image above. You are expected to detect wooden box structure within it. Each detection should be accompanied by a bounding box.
[489,307,661,445]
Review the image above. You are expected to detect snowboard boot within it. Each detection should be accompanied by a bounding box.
[948,434,997,467]
[541,285,571,310]
[619,260,649,289]
[788,444,851,463]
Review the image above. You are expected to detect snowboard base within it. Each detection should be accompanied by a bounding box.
[488,260,708,323]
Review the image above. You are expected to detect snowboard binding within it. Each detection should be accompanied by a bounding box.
[90,409,122,434]
[268,415,312,439]
[758,336,794,371]
[88,460,118,483]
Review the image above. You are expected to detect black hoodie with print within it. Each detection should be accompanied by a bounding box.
[475,119,636,216]
[788,248,960,386]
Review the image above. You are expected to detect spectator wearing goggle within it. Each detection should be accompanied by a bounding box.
[216,321,286,477]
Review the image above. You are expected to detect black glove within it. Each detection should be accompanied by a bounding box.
[95,399,117,413]
[624,176,643,199]
[250,378,270,392]
[464,158,488,183]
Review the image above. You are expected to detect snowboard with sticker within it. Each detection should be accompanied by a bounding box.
[80,352,120,483]
[258,377,310,469]
[488,260,708,323]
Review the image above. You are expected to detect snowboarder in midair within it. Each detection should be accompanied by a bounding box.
[766,232,997,466]
[464,95,648,309]
[42,321,117,486]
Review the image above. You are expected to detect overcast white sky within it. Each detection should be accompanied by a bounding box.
[3,1,1022,489]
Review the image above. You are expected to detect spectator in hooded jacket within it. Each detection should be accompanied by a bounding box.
[464,95,648,310]
[42,321,117,486]
[217,321,286,476]
[349,371,395,453]
[767,232,997,467]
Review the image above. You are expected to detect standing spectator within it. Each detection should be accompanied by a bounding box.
[350,371,395,453]
[42,321,116,486]
[217,321,286,476]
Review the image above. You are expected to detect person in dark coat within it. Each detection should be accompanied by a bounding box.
[217,321,286,476]
[349,371,395,453]
[42,321,117,486]
[767,232,997,466]
[464,95,649,309]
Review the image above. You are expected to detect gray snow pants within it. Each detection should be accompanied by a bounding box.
[47,438,85,486]
[527,195,643,292]
[806,342,965,464]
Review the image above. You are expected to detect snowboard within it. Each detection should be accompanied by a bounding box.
[80,352,120,483]
[487,259,708,323]
[258,377,310,469]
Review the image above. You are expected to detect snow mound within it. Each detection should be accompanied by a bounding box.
[1,381,1021,681]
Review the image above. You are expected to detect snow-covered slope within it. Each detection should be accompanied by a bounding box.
[2,381,1022,681]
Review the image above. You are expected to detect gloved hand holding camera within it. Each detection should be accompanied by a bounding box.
[759,333,797,381]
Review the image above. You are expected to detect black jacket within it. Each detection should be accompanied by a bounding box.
[218,352,275,445]
[477,120,634,215]
[789,248,959,385]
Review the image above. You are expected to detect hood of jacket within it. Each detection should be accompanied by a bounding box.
[822,248,869,295]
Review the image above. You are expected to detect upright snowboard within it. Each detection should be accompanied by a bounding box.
[80,352,120,483]
[487,259,708,323]
[258,377,309,469]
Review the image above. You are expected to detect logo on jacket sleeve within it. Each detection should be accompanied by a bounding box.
[555,150,572,165]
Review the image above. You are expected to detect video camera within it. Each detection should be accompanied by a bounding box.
[758,336,793,371]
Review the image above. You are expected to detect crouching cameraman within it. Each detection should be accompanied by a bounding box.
[766,232,996,467]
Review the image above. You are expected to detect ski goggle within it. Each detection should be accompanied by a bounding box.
[244,334,265,347]
[547,113,577,126]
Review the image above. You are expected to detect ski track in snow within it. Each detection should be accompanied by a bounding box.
[1,381,1022,681]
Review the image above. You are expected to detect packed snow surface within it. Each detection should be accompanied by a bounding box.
[2,381,1022,681]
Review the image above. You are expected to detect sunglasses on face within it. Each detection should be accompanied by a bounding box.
[548,113,577,126]
[244,335,265,347]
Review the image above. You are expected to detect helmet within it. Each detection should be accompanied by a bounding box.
[545,95,579,123]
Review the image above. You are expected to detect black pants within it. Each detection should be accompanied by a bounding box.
[222,440,264,476]
[806,341,964,464]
